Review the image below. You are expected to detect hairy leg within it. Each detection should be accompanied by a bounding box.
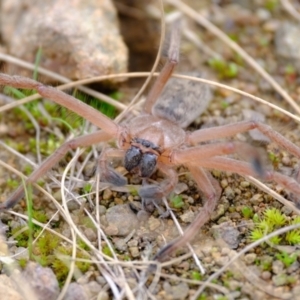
[0,73,120,136]
[188,120,300,159]
[154,166,220,261]
[199,156,300,207]
[1,131,112,209]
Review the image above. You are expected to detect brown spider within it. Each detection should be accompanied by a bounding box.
[1,21,300,263]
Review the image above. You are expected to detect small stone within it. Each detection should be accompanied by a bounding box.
[0,274,23,300]
[227,280,242,291]
[220,179,228,188]
[106,204,139,236]
[177,261,189,271]
[244,253,256,265]
[98,291,109,300]
[240,181,250,188]
[127,239,138,247]
[180,210,195,223]
[212,222,240,249]
[174,182,188,194]
[104,224,119,236]
[129,246,140,258]
[287,261,300,274]
[261,271,272,280]
[148,217,160,231]
[98,205,106,216]
[215,255,229,267]
[272,274,289,286]
[272,260,284,275]
[64,282,88,300]
[256,8,271,21]
[172,282,189,300]
[84,228,96,242]
[67,199,81,211]
[84,281,102,298]
[114,238,127,252]
[20,262,59,300]
[250,194,263,203]
[224,187,234,199]
[103,189,113,200]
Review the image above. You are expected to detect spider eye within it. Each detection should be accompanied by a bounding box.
[124,146,142,171]
[140,153,157,178]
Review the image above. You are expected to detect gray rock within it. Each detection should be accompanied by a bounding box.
[106,204,139,236]
[272,260,284,275]
[83,281,102,299]
[171,282,189,299]
[275,22,300,72]
[64,282,88,300]
[0,274,23,300]
[1,0,128,81]
[212,222,240,249]
[180,210,195,223]
[272,274,289,287]
[22,262,59,300]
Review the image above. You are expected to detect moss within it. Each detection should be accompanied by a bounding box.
[250,207,300,251]
[170,195,184,209]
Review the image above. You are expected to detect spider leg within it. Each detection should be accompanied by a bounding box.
[139,163,178,201]
[143,19,180,114]
[171,141,263,176]
[98,147,127,186]
[199,157,300,206]
[188,120,300,159]
[154,166,219,261]
[0,73,120,136]
[0,130,112,209]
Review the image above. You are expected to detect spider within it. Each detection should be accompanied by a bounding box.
[1,21,300,263]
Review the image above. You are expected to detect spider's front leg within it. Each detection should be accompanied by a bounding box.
[139,163,178,214]
[154,165,221,262]
[0,131,112,209]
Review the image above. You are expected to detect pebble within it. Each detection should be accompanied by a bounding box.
[240,181,250,188]
[129,246,140,258]
[106,204,138,236]
[272,260,284,275]
[272,274,289,286]
[19,262,59,300]
[163,282,189,300]
[98,205,107,216]
[0,274,23,300]
[148,216,161,231]
[102,189,113,200]
[64,282,88,300]
[287,261,299,274]
[84,228,97,242]
[224,187,234,199]
[104,224,119,236]
[83,281,102,298]
[212,222,240,249]
[244,253,257,265]
[180,210,195,223]
[174,182,188,194]
[261,271,272,280]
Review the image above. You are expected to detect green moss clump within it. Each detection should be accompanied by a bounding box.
[250,207,300,247]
